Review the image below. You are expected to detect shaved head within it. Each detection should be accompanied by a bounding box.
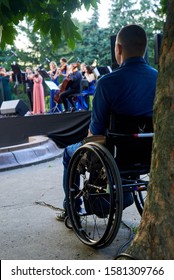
[116,24,147,57]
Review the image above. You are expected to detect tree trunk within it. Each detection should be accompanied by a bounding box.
[124,0,174,259]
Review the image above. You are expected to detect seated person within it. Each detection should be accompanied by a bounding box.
[59,63,82,112]
[84,65,96,95]
[80,62,86,79]
[81,65,96,109]
[56,24,158,221]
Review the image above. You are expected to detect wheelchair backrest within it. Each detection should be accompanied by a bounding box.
[107,114,153,174]
[108,114,153,134]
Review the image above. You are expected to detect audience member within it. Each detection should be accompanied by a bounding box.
[56,24,158,221]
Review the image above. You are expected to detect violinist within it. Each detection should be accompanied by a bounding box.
[48,61,62,113]
[0,67,13,80]
[24,66,34,110]
[84,65,96,94]
[58,57,68,79]
[81,65,96,110]
[48,61,59,81]
[59,62,82,112]
[0,67,12,104]
[80,62,86,79]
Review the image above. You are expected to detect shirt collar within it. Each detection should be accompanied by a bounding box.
[121,57,146,67]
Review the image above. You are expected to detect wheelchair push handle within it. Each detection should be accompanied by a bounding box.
[107,132,154,138]
[133,133,154,138]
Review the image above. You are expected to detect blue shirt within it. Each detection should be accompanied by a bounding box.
[89,57,158,135]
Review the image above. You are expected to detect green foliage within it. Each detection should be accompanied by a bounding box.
[0,0,99,49]
[61,14,82,49]
[45,95,50,112]
[160,0,168,13]
[0,0,166,117]
[0,24,17,47]
[72,9,112,66]
[109,0,140,33]
[10,83,30,108]
[0,0,165,71]
[108,0,164,67]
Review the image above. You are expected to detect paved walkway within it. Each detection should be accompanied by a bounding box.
[0,154,141,260]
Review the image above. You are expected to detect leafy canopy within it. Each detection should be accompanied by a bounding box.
[0,0,99,49]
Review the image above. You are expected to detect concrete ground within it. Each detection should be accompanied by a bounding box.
[0,155,141,260]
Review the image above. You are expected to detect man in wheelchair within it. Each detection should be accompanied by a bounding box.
[56,24,158,222]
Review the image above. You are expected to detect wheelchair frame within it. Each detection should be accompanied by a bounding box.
[65,116,153,248]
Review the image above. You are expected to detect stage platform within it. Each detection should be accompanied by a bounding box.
[0,111,91,171]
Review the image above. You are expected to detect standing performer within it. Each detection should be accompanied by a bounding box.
[0,67,12,106]
[58,57,68,79]
[25,66,34,110]
[32,69,45,114]
[48,61,61,113]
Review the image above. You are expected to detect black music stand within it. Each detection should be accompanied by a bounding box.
[93,66,112,78]
[11,63,21,74]
[11,63,22,85]
[38,69,50,79]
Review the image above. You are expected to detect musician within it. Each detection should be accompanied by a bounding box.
[59,62,82,112]
[58,57,68,79]
[48,61,62,112]
[0,67,12,105]
[80,62,86,79]
[32,69,45,114]
[81,65,96,110]
[84,65,96,94]
[24,66,34,110]
[0,67,13,80]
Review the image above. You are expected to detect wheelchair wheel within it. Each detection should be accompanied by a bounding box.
[64,216,73,230]
[133,174,148,216]
[66,142,123,248]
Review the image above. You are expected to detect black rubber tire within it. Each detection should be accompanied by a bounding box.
[66,142,123,248]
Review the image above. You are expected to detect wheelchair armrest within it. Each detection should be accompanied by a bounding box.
[83,135,106,145]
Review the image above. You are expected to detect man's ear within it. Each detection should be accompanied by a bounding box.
[117,43,122,55]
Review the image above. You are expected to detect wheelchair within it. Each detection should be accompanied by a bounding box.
[65,114,153,248]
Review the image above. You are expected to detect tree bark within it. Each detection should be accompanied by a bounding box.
[124,0,174,259]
